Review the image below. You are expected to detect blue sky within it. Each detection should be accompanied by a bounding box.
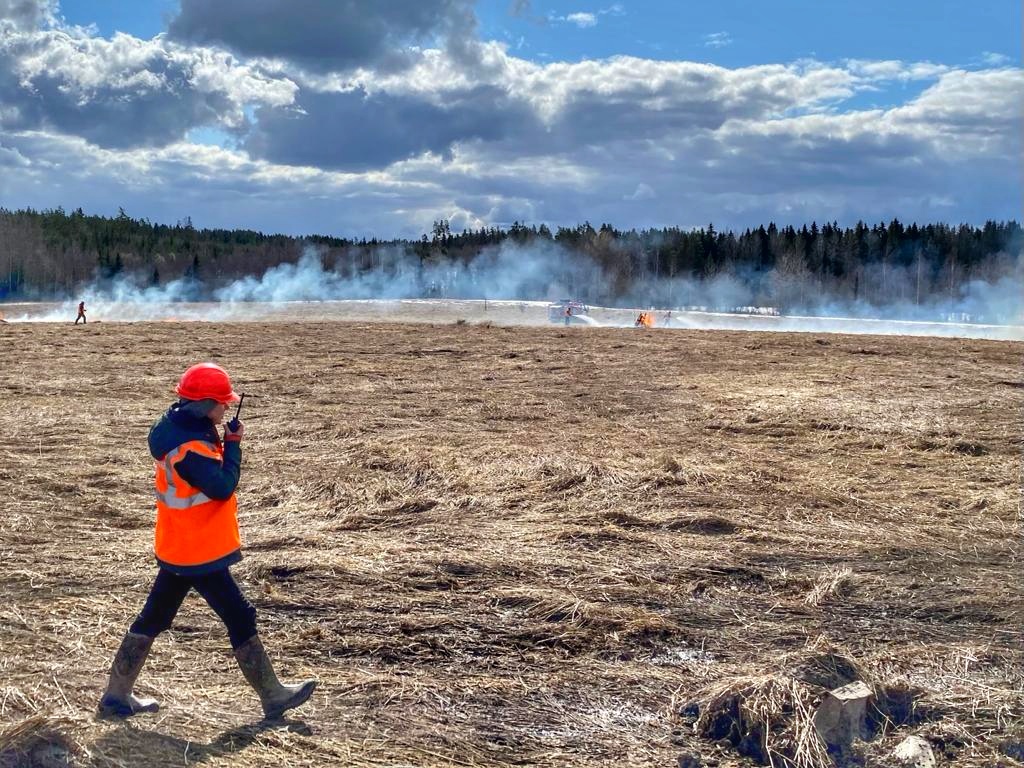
[59,1,1019,68]
[0,0,1020,238]
[482,1,1017,66]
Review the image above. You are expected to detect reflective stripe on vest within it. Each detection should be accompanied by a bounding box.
[154,438,240,568]
[154,444,213,509]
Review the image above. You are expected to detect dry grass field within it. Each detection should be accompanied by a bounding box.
[0,320,1021,767]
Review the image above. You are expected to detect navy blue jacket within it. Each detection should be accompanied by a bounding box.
[149,402,243,574]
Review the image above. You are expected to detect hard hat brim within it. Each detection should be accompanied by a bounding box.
[173,386,242,404]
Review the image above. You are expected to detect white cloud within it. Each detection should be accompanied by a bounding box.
[0,7,1018,237]
[0,0,57,30]
[565,12,597,28]
[550,4,621,27]
[979,51,1011,66]
[845,59,950,82]
[881,68,1023,156]
[703,32,732,49]
[0,140,29,166]
[625,183,655,201]
[0,26,297,146]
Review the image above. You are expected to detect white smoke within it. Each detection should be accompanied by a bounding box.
[214,251,363,302]
[5,240,1022,340]
[208,241,601,303]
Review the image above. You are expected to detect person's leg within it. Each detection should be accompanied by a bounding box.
[129,568,192,639]
[99,569,191,717]
[193,569,316,719]
[191,568,257,650]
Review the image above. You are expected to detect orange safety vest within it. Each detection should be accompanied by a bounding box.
[154,439,240,568]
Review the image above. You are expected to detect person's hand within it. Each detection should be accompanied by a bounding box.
[224,420,244,442]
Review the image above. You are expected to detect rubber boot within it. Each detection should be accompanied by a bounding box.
[234,635,317,719]
[97,632,160,718]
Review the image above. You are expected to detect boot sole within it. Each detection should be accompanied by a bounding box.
[97,697,160,719]
[263,680,317,720]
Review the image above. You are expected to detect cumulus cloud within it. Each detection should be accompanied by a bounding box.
[242,83,540,171]
[0,0,56,30]
[167,0,477,74]
[882,68,1022,156]
[228,54,874,179]
[393,64,1018,230]
[0,3,1018,239]
[845,59,949,81]
[0,128,436,236]
[298,55,866,164]
[0,27,297,148]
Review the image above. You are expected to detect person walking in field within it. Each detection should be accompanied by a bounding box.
[98,363,316,720]
[75,301,87,324]
[635,311,654,328]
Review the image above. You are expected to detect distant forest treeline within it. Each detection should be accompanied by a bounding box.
[0,207,1020,315]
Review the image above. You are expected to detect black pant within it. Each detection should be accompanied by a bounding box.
[130,567,258,650]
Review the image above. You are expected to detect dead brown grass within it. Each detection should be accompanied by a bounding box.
[0,320,1021,767]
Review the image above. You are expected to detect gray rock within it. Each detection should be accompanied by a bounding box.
[893,735,936,768]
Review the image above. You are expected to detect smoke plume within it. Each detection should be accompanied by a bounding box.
[7,239,1022,339]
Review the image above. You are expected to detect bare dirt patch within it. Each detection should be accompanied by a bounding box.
[0,321,1021,767]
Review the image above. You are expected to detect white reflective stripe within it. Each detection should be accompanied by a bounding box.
[155,443,217,509]
[154,487,213,509]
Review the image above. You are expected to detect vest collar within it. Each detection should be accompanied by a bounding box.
[167,402,219,442]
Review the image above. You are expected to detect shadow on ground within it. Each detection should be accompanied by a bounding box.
[90,718,312,765]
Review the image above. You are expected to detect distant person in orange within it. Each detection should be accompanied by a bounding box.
[98,363,316,720]
[75,301,87,324]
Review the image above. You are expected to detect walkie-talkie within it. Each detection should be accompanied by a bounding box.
[227,392,245,432]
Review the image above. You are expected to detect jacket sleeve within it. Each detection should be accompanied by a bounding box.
[175,441,242,500]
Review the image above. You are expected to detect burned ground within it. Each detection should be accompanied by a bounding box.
[0,321,1021,767]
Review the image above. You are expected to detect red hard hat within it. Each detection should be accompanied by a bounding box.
[175,363,241,404]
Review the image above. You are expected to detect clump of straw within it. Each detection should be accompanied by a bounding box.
[0,713,77,766]
[693,674,831,768]
[804,567,856,607]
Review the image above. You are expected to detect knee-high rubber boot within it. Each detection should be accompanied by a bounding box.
[234,635,317,719]
[97,632,160,718]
